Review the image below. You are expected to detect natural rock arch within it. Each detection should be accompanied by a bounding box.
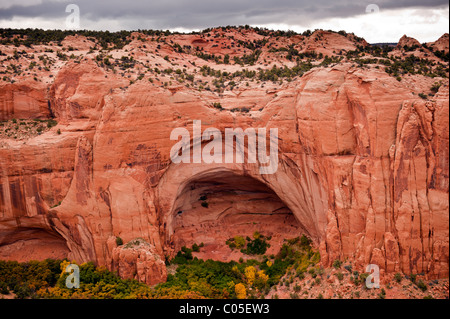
[157,149,329,259]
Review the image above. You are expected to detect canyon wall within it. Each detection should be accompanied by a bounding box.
[0,33,448,283]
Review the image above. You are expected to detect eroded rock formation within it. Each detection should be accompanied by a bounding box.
[111,238,167,285]
[0,28,448,284]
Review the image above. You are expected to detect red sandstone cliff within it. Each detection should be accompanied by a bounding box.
[0,28,448,284]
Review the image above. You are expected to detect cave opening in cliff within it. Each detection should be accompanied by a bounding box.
[0,226,70,262]
[166,170,306,262]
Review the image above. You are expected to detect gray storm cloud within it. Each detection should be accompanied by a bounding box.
[0,0,448,30]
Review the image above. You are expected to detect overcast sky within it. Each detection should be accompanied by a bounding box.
[0,0,448,43]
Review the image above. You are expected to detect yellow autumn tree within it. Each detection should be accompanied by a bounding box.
[253,269,269,291]
[244,266,256,285]
[234,236,246,248]
[235,283,247,299]
[232,265,240,274]
[59,260,71,276]
[257,270,269,283]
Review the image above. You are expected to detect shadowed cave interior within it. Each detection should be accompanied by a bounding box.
[168,170,305,261]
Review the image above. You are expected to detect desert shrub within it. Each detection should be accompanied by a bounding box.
[290,292,299,299]
[378,288,386,299]
[359,273,369,287]
[13,283,33,299]
[234,236,246,248]
[242,236,270,255]
[171,246,194,264]
[115,237,123,246]
[394,273,403,283]
[212,102,223,110]
[299,235,312,248]
[418,92,427,100]
[332,260,342,269]
[416,280,427,292]
[430,82,442,94]
[308,268,317,278]
[0,281,9,294]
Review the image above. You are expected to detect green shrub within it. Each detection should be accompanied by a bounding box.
[0,281,9,294]
[378,288,386,299]
[418,93,427,100]
[290,292,299,299]
[234,236,245,249]
[212,102,223,110]
[394,273,403,283]
[332,260,342,269]
[46,119,57,128]
[430,82,442,94]
[171,246,193,264]
[359,273,369,286]
[243,237,270,255]
[299,235,312,248]
[115,237,123,246]
[416,280,427,292]
[14,283,33,299]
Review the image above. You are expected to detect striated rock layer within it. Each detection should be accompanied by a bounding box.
[0,29,448,284]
